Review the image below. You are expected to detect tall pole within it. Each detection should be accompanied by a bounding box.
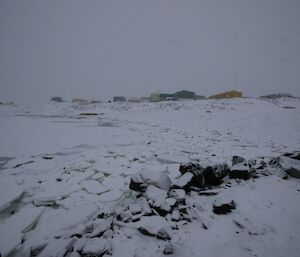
[234,70,237,91]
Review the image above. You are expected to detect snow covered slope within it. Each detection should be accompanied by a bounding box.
[0,97,299,257]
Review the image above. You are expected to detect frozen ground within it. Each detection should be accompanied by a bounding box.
[0,97,299,257]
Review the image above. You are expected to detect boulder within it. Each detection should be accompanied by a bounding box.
[283,151,300,161]
[229,162,251,180]
[202,164,229,185]
[179,163,204,176]
[232,156,246,165]
[179,163,206,188]
[213,201,236,215]
[279,156,300,179]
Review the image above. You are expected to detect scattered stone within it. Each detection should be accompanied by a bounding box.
[42,156,54,160]
[283,151,300,161]
[13,160,34,168]
[229,162,251,180]
[163,243,173,255]
[202,164,229,185]
[279,156,300,179]
[179,162,204,176]
[213,201,236,215]
[198,191,218,196]
[157,228,171,240]
[232,156,246,165]
[79,113,98,116]
[201,223,208,230]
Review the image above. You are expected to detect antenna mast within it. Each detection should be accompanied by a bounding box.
[234,70,238,91]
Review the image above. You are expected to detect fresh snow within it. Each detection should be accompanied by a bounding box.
[0,97,300,257]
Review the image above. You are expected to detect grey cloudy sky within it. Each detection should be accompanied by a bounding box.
[1,0,300,103]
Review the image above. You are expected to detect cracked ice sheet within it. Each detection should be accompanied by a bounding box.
[0,178,24,212]
[19,204,98,256]
[0,205,44,257]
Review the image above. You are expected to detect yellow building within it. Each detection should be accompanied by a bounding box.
[209,90,242,99]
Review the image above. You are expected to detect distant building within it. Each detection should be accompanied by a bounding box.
[113,96,127,102]
[90,100,101,104]
[195,95,205,100]
[259,93,293,99]
[209,90,242,99]
[150,93,176,102]
[51,97,63,102]
[72,98,88,104]
[128,97,141,102]
[150,93,161,102]
[174,90,195,99]
[141,96,151,102]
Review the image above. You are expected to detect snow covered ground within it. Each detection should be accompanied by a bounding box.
[0,97,299,257]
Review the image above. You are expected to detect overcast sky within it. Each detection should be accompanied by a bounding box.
[1,0,300,103]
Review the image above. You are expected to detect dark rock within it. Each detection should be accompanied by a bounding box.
[157,228,171,240]
[229,162,251,180]
[283,152,300,161]
[198,191,218,196]
[279,156,300,179]
[79,113,98,116]
[202,223,208,230]
[179,162,204,176]
[213,201,236,215]
[178,162,229,188]
[232,156,246,165]
[129,178,147,192]
[138,227,154,237]
[203,164,229,186]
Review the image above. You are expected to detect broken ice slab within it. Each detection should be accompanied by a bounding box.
[0,178,24,212]
[2,204,44,233]
[156,154,189,164]
[55,191,100,210]
[98,189,124,202]
[136,216,171,239]
[145,185,168,205]
[37,238,76,257]
[33,182,82,206]
[81,238,112,256]
[130,169,172,192]
[0,226,22,257]
[89,217,112,237]
[20,205,98,255]
[172,172,194,189]
[81,180,110,195]
[102,175,125,190]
